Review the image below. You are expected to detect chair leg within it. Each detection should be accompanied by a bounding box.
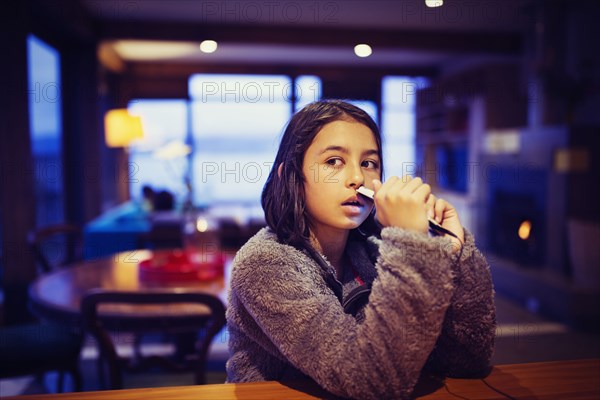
[57,371,64,393]
[53,366,81,393]
[198,357,211,385]
[98,355,106,389]
[133,333,143,366]
[71,367,83,392]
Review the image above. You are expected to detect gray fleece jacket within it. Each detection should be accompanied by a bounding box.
[226,226,496,399]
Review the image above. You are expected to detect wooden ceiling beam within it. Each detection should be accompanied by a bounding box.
[125,61,439,80]
[98,20,522,55]
[29,0,98,47]
[112,62,439,102]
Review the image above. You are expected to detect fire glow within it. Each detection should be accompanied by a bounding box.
[518,220,532,241]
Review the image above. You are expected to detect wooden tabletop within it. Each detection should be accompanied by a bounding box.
[28,249,230,324]
[5,359,599,399]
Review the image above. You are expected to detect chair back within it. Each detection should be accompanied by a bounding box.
[28,223,83,273]
[81,290,226,390]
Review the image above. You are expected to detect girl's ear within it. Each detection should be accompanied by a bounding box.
[277,163,283,178]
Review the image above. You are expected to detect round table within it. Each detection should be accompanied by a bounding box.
[29,249,230,325]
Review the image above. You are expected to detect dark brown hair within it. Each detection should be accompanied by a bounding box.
[261,100,384,250]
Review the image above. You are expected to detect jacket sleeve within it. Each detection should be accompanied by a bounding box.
[425,228,497,377]
[229,228,458,400]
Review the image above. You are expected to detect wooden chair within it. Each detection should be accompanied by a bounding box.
[0,230,86,392]
[81,290,226,390]
[0,322,83,392]
[28,224,83,273]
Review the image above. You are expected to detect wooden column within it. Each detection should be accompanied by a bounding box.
[61,42,103,224]
[0,0,38,324]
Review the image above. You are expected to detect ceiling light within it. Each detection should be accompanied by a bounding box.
[354,44,372,58]
[112,40,198,60]
[199,40,218,53]
[425,0,443,7]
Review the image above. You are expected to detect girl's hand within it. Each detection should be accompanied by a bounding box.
[427,195,465,252]
[372,177,465,252]
[372,176,431,234]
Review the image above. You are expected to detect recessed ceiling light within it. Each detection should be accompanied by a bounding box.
[354,44,372,58]
[425,0,443,7]
[199,40,218,54]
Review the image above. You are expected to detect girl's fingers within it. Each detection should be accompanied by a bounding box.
[434,198,447,223]
[403,176,423,193]
[373,176,464,242]
[426,194,436,220]
[375,176,397,199]
[413,181,431,202]
[372,179,383,194]
[372,178,386,199]
[376,176,431,205]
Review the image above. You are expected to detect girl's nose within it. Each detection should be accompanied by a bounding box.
[345,165,365,188]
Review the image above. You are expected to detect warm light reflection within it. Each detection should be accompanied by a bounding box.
[518,220,532,240]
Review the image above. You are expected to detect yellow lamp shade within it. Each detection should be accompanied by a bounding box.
[104,109,144,147]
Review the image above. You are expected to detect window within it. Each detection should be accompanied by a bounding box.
[125,75,425,206]
[188,74,294,206]
[381,76,429,177]
[127,99,189,201]
[127,75,320,207]
[27,35,64,227]
[294,75,321,111]
[348,100,378,125]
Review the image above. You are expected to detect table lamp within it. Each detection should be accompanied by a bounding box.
[104,108,144,148]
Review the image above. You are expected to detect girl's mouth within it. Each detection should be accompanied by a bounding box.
[341,200,364,216]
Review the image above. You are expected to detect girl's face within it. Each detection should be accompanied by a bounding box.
[301,119,381,238]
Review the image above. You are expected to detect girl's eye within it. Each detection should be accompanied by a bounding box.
[325,158,343,167]
[362,160,379,169]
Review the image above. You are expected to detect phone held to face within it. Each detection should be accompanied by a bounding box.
[356,186,460,240]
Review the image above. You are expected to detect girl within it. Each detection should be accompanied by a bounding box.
[226,100,496,399]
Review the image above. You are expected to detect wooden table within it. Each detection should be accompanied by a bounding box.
[28,249,230,325]
[5,359,599,399]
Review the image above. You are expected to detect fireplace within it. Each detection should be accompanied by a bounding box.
[487,166,547,267]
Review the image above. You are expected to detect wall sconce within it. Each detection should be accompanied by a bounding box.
[104,108,144,148]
